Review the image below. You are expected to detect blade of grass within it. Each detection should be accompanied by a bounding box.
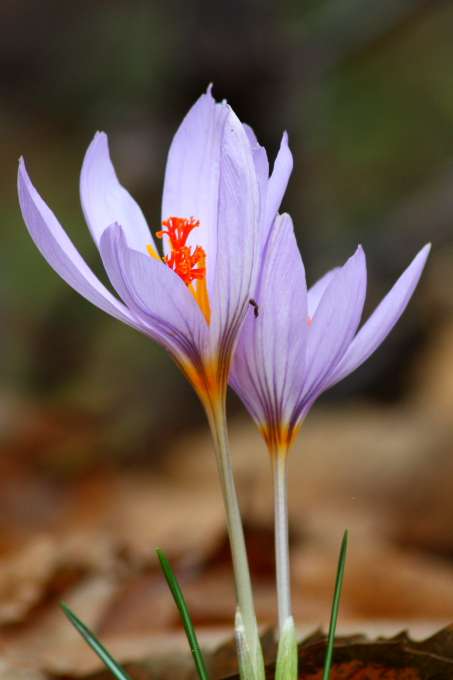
[322,530,348,680]
[60,602,132,680]
[157,548,210,680]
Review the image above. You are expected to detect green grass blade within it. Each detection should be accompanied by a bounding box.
[157,548,210,680]
[322,530,348,680]
[60,602,132,680]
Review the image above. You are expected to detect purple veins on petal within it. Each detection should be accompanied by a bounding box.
[210,108,261,358]
[230,213,307,434]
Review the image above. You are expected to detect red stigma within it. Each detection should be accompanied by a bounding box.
[157,217,206,286]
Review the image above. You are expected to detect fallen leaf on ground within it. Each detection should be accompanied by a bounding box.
[73,625,453,680]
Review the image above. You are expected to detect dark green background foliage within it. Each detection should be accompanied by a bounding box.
[0,0,449,465]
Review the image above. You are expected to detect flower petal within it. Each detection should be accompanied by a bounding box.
[264,132,293,240]
[230,214,308,430]
[242,123,269,196]
[239,124,269,247]
[18,159,142,330]
[242,123,258,148]
[307,267,340,319]
[80,132,155,254]
[251,142,269,245]
[161,87,228,295]
[325,243,431,389]
[99,223,208,363]
[209,108,261,368]
[299,246,367,416]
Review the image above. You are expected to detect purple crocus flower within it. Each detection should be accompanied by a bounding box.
[231,218,430,449]
[19,91,260,406]
[230,209,430,633]
[18,88,294,677]
[231,217,430,453]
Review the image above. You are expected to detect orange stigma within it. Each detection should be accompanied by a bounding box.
[308,316,312,325]
[148,216,211,324]
[156,217,206,286]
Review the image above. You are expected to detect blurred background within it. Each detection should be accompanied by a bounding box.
[2,1,453,677]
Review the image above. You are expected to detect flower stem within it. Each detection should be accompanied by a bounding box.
[272,451,291,634]
[205,398,261,675]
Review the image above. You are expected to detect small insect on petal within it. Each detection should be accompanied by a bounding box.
[249,298,259,318]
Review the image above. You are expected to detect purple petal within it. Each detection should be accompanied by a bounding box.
[242,123,258,148]
[325,244,431,389]
[264,132,293,240]
[239,123,269,248]
[307,268,340,319]
[161,87,228,295]
[251,142,269,245]
[209,108,261,364]
[230,214,307,429]
[80,132,155,254]
[99,223,208,363]
[299,246,367,415]
[18,159,142,331]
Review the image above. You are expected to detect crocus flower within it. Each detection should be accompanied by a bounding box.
[230,209,430,633]
[18,88,294,679]
[19,92,260,406]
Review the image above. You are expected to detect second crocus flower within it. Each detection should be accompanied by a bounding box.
[230,206,430,638]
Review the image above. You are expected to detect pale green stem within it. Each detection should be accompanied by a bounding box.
[205,398,260,671]
[271,451,291,635]
[275,616,297,680]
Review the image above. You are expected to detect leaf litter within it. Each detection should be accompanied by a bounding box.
[2,334,453,678]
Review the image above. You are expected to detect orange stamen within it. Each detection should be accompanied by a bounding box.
[149,216,211,324]
[308,316,312,325]
[156,217,206,286]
